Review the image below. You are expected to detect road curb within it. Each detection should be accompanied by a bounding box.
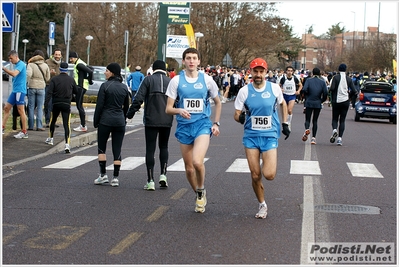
[2,130,98,168]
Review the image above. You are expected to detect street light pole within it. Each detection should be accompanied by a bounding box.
[22,39,29,62]
[194,32,204,53]
[85,35,93,65]
[303,29,307,71]
[351,11,356,50]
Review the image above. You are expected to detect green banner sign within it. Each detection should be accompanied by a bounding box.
[160,2,190,25]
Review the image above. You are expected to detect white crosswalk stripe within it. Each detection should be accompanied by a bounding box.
[43,156,97,169]
[346,162,384,178]
[290,160,322,175]
[167,158,209,171]
[41,156,384,178]
[106,157,145,171]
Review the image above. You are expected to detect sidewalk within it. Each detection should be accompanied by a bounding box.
[2,104,144,167]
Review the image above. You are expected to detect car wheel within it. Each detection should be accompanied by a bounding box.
[354,112,360,122]
[389,117,397,124]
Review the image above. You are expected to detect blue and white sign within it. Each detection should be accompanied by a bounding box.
[2,2,15,33]
[49,22,55,45]
[166,35,190,58]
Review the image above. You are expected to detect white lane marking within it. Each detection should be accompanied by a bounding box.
[347,162,383,178]
[291,160,321,175]
[300,139,315,265]
[106,157,145,171]
[226,158,263,173]
[43,156,97,169]
[167,158,209,171]
[301,176,315,265]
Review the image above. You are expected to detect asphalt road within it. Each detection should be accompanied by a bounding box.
[2,99,397,265]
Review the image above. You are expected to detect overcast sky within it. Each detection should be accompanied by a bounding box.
[274,1,398,37]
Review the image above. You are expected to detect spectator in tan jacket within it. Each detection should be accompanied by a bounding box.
[27,50,50,131]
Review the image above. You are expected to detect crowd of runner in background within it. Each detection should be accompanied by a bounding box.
[164,65,396,105]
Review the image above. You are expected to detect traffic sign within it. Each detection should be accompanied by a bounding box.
[2,2,15,33]
[49,22,55,45]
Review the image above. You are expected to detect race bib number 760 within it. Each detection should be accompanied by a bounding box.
[184,98,203,113]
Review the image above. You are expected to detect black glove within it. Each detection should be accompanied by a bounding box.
[88,79,94,85]
[126,110,135,119]
[239,111,246,124]
[282,123,290,140]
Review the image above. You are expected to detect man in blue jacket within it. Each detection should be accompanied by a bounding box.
[127,66,145,99]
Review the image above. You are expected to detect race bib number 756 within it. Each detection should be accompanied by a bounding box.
[251,116,272,130]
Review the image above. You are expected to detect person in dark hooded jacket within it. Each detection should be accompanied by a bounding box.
[127,60,173,191]
[93,63,130,187]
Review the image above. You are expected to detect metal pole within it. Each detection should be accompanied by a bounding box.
[87,40,91,65]
[124,30,129,84]
[23,43,26,62]
[304,30,306,71]
[351,11,356,51]
[363,2,366,46]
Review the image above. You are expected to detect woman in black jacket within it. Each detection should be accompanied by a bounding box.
[93,63,130,187]
[126,60,173,191]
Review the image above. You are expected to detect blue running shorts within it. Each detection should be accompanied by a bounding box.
[243,136,278,153]
[283,94,296,104]
[7,92,26,106]
[175,118,212,145]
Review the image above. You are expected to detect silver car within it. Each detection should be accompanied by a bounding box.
[67,64,106,96]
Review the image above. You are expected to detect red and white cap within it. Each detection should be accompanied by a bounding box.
[250,58,268,69]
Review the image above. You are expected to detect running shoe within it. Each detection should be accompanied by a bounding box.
[144,180,155,191]
[65,143,70,153]
[336,138,342,146]
[330,129,338,143]
[159,174,168,188]
[14,131,28,139]
[73,125,87,132]
[45,137,54,145]
[94,174,109,185]
[110,178,119,187]
[302,129,310,141]
[255,203,268,219]
[195,189,207,213]
[311,137,316,145]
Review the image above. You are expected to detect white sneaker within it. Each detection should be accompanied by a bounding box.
[110,178,119,187]
[74,125,87,132]
[14,131,28,139]
[94,174,109,185]
[255,203,268,219]
[159,174,168,188]
[144,180,155,190]
[65,144,70,153]
[45,137,54,145]
[195,189,207,213]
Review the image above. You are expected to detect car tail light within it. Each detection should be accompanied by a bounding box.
[359,92,364,101]
[394,94,396,103]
